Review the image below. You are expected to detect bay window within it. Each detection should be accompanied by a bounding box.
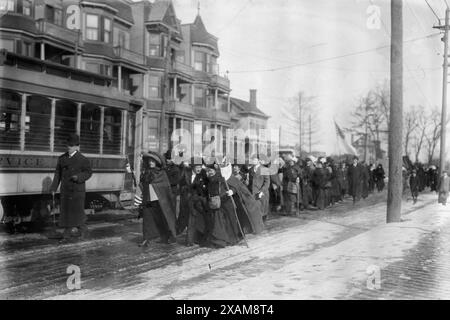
[0,0,14,12]
[148,33,160,56]
[86,14,99,41]
[103,17,111,43]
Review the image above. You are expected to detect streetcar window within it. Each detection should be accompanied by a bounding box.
[0,91,21,150]
[103,108,121,155]
[25,95,51,151]
[80,104,101,154]
[54,100,77,152]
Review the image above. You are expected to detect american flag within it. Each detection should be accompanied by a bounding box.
[334,121,358,156]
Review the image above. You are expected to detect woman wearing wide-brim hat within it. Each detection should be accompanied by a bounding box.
[139,150,177,246]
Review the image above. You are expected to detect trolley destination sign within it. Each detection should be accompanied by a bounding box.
[0,154,126,171]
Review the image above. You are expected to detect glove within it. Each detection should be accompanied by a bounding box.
[226,190,234,196]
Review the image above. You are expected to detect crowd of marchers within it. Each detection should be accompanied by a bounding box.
[135,150,394,249]
[36,134,450,246]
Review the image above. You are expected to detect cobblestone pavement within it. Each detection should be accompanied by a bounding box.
[0,191,447,300]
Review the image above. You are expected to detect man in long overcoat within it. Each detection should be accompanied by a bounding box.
[347,156,363,204]
[248,154,270,220]
[50,134,92,240]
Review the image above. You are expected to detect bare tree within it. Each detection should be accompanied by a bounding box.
[425,109,442,164]
[348,86,389,159]
[412,108,429,162]
[403,106,420,157]
[282,91,320,153]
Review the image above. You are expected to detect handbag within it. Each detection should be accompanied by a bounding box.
[208,183,221,209]
[286,181,298,194]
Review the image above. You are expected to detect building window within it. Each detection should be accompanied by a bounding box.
[0,0,14,12]
[147,116,159,151]
[0,39,14,52]
[175,50,185,63]
[86,14,99,41]
[22,0,32,16]
[0,90,21,150]
[22,41,32,57]
[148,75,160,98]
[148,33,160,56]
[85,62,100,74]
[101,64,111,77]
[25,96,51,151]
[103,17,111,43]
[194,51,206,72]
[209,56,218,74]
[194,86,205,107]
[114,27,130,49]
[45,5,62,25]
[54,100,77,152]
[80,104,101,154]
[103,108,122,155]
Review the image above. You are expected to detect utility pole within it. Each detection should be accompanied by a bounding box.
[298,92,302,158]
[159,30,172,154]
[387,0,403,223]
[309,114,312,153]
[364,99,368,163]
[434,8,450,177]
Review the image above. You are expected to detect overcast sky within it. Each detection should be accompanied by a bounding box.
[167,0,445,155]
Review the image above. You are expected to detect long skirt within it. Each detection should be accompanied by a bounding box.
[205,200,241,248]
[315,188,326,210]
[438,191,448,204]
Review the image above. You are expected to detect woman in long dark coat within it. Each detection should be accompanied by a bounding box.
[374,164,385,192]
[312,162,328,210]
[139,151,177,246]
[202,164,264,248]
[203,165,242,248]
[361,163,370,199]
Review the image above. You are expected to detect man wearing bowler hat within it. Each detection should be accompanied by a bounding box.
[50,133,92,241]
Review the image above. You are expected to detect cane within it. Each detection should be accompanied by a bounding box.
[296,180,301,217]
[223,179,249,248]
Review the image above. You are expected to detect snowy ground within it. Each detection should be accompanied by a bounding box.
[1,191,448,300]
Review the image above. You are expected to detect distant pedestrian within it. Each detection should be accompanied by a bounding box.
[438,171,450,206]
[409,170,420,204]
[347,156,363,204]
[374,164,385,192]
[49,134,92,242]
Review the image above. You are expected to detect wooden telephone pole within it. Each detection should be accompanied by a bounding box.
[434,8,450,177]
[298,92,302,158]
[387,0,403,223]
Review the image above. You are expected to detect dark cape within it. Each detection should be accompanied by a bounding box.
[141,168,177,238]
[197,174,265,248]
[227,175,265,235]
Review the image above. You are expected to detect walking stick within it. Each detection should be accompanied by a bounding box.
[51,192,56,228]
[223,179,249,248]
[296,180,301,217]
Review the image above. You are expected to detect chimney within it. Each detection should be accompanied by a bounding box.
[249,89,257,108]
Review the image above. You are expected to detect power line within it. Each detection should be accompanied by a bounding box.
[372,1,437,112]
[229,33,440,74]
[425,0,442,22]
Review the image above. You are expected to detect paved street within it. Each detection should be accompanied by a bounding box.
[0,191,449,300]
